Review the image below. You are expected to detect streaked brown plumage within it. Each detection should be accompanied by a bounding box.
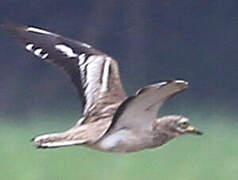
[4,23,202,153]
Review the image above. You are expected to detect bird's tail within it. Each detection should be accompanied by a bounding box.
[32,131,86,149]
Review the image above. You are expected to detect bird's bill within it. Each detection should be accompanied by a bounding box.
[186,126,203,135]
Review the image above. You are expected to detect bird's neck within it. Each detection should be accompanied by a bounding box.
[150,131,175,148]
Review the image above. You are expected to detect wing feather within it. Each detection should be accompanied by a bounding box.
[4,23,126,116]
[110,80,188,131]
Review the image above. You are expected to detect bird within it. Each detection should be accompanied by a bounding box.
[3,23,202,153]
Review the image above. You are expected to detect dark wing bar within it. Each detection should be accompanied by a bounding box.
[109,80,188,131]
[3,23,126,115]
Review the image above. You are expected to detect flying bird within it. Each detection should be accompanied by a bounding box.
[3,23,202,153]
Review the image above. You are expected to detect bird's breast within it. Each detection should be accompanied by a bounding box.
[91,129,153,153]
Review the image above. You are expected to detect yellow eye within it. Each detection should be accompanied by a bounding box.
[179,122,189,129]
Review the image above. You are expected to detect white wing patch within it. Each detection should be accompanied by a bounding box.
[158,81,168,86]
[79,55,95,86]
[33,133,86,148]
[41,140,85,148]
[25,44,48,59]
[26,27,52,35]
[78,53,87,83]
[81,43,91,48]
[175,80,188,85]
[77,55,111,114]
[82,56,105,113]
[25,43,34,51]
[41,53,49,59]
[78,53,86,65]
[55,44,78,58]
[100,57,111,93]
[34,48,43,56]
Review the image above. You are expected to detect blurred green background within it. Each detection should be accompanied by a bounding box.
[0,0,238,179]
[1,113,238,180]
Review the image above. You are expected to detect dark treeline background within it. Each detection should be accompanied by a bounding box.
[0,0,237,122]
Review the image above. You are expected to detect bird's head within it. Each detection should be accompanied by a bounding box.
[154,115,202,137]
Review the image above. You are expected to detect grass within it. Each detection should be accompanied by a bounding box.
[0,114,237,180]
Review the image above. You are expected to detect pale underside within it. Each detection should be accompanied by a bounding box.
[5,23,188,151]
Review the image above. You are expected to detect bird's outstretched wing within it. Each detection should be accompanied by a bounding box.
[110,80,188,131]
[4,23,126,118]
